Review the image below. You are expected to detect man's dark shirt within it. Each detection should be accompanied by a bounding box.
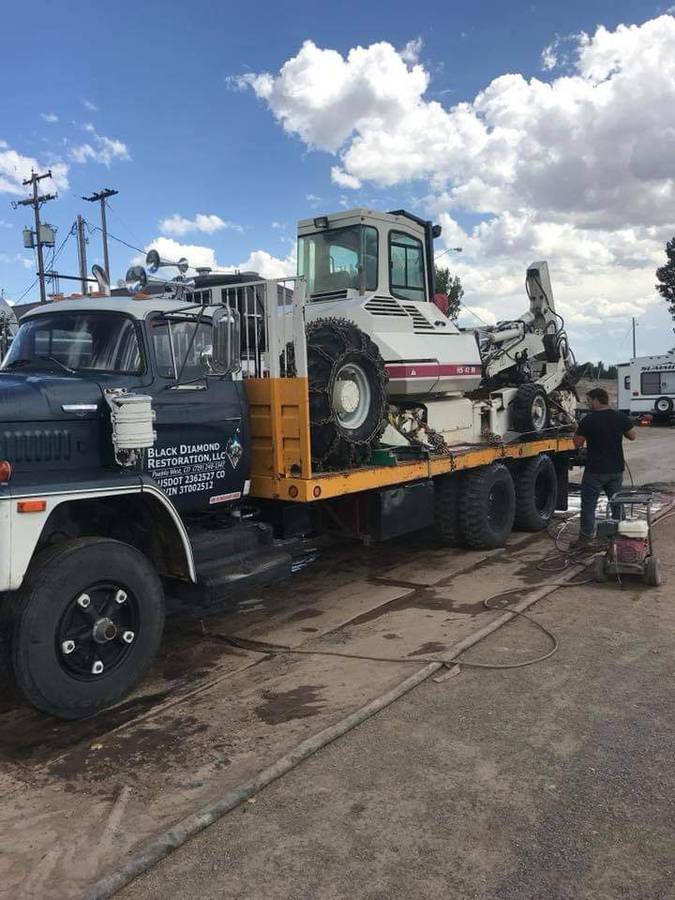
[576,408,633,473]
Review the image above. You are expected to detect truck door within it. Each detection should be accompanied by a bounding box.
[146,315,249,514]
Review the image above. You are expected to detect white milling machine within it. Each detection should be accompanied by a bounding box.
[297,208,577,452]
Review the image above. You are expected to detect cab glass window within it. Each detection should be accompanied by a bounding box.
[298,225,378,296]
[389,231,425,301]
[151,318,213,379]
[3,312,143,374]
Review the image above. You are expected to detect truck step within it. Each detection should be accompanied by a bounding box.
[188,520,275,566]
[196,549,292,606]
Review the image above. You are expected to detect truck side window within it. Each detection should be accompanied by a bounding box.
[151,319,213,380]
[389,231,425,302]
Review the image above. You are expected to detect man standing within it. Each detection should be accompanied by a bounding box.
[573,387,636,543]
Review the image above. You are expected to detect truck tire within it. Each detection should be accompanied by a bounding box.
[459,463,515,549]
[307,318,387,469]
[513,454,558,531]
[10,538,165,720]
[511,383,549,434]
[433,473,464,546]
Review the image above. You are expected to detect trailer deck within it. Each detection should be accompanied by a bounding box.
[245,377,576,502]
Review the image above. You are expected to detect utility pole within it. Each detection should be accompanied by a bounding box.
[11,170,56,303]
[76,215,88,295]
[632,317,638,359]
[82,188,118,281]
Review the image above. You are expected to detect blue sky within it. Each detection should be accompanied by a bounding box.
[2,0,674,363]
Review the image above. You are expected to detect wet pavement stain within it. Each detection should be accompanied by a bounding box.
[254,684,326,725]
[0,691,171,766]
[46,715,211,782]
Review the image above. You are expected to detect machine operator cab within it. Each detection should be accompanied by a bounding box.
[297,208,438,306]
[296,209,483,398]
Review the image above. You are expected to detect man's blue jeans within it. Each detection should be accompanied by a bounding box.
[580,471,623,538]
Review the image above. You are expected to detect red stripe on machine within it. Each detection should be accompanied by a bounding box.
[385,363,481,378]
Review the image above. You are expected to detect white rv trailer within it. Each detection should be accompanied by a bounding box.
[617,351,675,420]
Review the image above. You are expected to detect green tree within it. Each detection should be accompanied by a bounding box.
[434,266,463,321]
[656,237,675,323]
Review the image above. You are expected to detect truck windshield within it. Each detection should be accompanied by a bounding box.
[298,225,378,297]
[2,312,143,375]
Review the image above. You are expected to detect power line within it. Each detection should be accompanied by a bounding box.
[84,220,144,255]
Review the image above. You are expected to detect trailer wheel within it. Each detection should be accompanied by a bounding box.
[511,383,549,434]
[513,454,558,532]
[459,463,515,549]
[10,538,165,720]
[307,318,387,469]
[654,397,673,415]
[433,474,464,546]
[643,556,663,587]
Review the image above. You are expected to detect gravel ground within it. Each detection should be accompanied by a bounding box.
[120,438,675,899]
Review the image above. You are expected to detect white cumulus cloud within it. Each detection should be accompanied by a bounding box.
[40,112,59,123]
[0,142,69,195]
[140,237,296,280]
[158,213,243,237]
[70,128,130,167]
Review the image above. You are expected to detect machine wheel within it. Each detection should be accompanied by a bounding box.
[654,397,673,415]
[307,318,387,469]
[511,383,549,435]
[513,454,558,532]
[10,538,165,720]
[643,556,663,587]
[592,555,608,583]
[433,474,464,546]
[459,463,515,549]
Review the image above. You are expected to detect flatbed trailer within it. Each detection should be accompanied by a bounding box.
[244,376,575,545]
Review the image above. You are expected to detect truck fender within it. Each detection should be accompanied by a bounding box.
[4,482,196,592]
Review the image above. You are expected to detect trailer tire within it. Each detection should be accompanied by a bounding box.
[10,538,165,720]
[643,556,662,587]
[433,474,464,546]
[511,383,549,434]
[513,454,558,532]
[459,463,515,549]
[307,318,387,470]
[654,396,673,415]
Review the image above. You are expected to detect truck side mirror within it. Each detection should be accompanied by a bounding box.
[207,306,241,375]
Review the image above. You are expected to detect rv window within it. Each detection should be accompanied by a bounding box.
[623,375,630,390]
[640,371,661,395]
[662,371,675,393]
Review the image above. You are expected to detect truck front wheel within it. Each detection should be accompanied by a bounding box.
[10,538,165,720]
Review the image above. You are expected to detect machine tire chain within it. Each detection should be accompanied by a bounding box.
[459,463,516,549]
[307,318,388,470]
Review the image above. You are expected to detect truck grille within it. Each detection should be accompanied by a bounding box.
[402,304,435,332]
[0,429,72,463]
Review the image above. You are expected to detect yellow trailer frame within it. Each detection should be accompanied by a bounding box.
[245,377,576,503]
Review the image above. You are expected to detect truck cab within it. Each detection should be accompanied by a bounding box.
[0,292,293,721]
